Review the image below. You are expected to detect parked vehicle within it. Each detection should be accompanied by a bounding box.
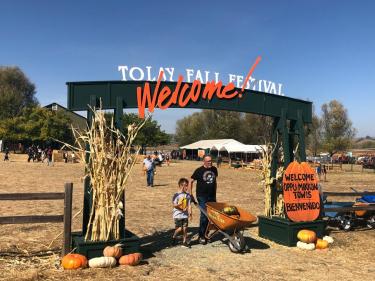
[324,191,375,231]
[362,157,375,169]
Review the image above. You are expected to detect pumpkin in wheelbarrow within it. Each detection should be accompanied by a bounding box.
[222,206,240,216]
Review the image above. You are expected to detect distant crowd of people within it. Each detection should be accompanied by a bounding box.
[315,162,328,181]
[1,144,78,166]
[27,145,53,165]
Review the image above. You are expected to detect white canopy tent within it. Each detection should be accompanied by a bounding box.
[180,139,236,150]
[218,143,262,153]
[180,139,262,161]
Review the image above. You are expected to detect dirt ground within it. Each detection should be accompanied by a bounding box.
[0,154,374,281]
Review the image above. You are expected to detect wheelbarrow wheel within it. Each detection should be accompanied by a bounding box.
[367,216,375,229]
[338,215,352,231]
[228,232,245,253]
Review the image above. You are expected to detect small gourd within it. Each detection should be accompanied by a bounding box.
[297,229,317,243]
[315,238,329,249]
[103,244,123,259]
[322,235,334,244]
[88,257,117,268]
[296,241,315,251]
[119,253,143,266]
[61,253,88,270]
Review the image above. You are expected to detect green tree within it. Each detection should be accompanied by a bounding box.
[321,100,356,156]
[0,66,38,120]
[0,107,73,144]
[121,113,170,147]
[175,110,273,146]
[175,112,206,146]
[201,110,242,139]
[305,111,322,156]
[240,113,273,144]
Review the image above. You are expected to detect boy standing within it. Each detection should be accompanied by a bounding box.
[172,178,192,248]
[3,147,9,161]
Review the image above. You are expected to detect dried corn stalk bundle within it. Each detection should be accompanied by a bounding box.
[259,142,285,217]
[259,143,276,217]
[273,143,300,216]
[62,106,147,241]
[274,155,285,217]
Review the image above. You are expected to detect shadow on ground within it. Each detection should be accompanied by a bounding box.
[140,227,269,259]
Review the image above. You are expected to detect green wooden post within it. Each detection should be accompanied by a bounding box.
[270,117,281,214]
[82,95,97,236]
[115,97,123,131]
[297,110,306,161]
[289,120,296,163]
[281,109,291,167]
[114,97,126,239]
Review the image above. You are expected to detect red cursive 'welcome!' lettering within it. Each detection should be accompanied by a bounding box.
[137,56,261,118]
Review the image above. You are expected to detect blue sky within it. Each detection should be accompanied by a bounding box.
[1,0,374,136]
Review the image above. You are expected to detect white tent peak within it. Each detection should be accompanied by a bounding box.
[180,139,235,150]
[180,139,262,153]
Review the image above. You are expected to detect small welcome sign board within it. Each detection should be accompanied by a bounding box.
[282,161,321,222]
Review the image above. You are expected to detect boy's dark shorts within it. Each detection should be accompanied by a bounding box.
[174,218,188,228]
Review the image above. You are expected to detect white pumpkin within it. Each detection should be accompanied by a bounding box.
[323,236,334,244]
[88,257,117,268]
[296,241,315,251]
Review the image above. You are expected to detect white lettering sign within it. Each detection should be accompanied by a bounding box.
[117,65,284,96]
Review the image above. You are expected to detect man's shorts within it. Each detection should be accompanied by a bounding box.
[174,218,188,228]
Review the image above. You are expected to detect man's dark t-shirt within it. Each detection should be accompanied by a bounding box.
[191,166,218,198]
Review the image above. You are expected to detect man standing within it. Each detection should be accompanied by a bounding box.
[143,155,155,187]
[190,155,218,244]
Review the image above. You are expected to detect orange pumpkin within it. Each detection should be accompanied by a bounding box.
[283,161,321,222]
[103,244,123,259]
[61,253,88,270]
[315,238,329,249]
[353,202,367,217]
[297,229,317,243]
[119,253,143,266]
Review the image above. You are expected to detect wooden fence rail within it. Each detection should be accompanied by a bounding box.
[323,205,375,212]
[0,183,73,256]
[323,191,375,196]
[0,193,65,200]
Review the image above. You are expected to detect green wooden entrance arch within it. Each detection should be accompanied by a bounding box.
[67,80,313,250]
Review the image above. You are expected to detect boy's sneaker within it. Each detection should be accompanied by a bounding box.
[191,196,198,205]
[198,237,207,245]
[181,241,191,248]
[171,237,177,246]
